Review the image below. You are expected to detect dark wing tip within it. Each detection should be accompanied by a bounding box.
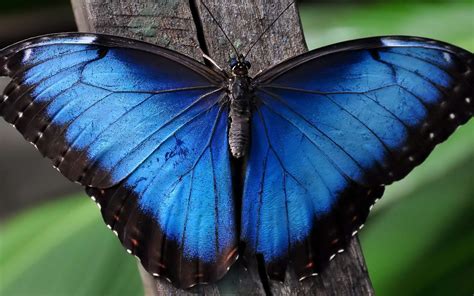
[1,48,12,77]
[383,45,473,185]
[1,58,7,76]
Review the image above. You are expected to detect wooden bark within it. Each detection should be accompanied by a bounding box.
[70,0,375,295]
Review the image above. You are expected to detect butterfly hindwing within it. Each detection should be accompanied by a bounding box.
[86,102,237,287]
[243,36,473,279]
[0,33,237,288]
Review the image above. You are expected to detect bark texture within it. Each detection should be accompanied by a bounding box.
[70,0,375,295]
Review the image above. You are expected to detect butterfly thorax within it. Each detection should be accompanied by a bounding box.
[228,58,252,158]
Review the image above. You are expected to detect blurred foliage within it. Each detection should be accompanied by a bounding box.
[361,156,474,296]
[301,3,474,50]
[0,1,473,296]
[299,0,473,3]
[0,197,143,295]
[1,0,472,13]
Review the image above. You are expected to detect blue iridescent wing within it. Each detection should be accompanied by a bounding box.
[0,33,237,288]
[243,36,473,280]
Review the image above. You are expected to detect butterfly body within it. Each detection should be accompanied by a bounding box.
[0,33,472,288]
[228,57,253,158]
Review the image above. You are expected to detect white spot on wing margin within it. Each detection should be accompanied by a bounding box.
[442,52,452,63]
[22,49,33,63]
[77,36,97,44]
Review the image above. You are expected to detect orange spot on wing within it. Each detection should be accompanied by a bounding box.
[225,247,238,262]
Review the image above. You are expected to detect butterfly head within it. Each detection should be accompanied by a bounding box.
[230,54,251,76]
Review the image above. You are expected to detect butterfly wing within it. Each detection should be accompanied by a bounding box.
[243,36,473,279]
[0,33,237,287]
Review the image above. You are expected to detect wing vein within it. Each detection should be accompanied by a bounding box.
[209,139,220,254]
[17,54,108,131]
[255,147,270,251]
[260,84,430,116]
[9,48,94,77]
[256,95,362,185]
[79,81,217,95]
[370,53,450,97]
[80,88,224,181]
[322,93,395,158]
[139,105,224,210]
[360,92,411,129]
[257,107,312,193]
[180,168,195,267]
[32,82,82,143]
[260,84,399,96]
[257,88,368,178]
[282,173,291,254]
[380,49,458,79]
[7,62,90,121]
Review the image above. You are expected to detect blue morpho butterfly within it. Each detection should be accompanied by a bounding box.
[0,3,473,290]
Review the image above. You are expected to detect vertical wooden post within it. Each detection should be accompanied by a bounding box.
[70,0,375,295]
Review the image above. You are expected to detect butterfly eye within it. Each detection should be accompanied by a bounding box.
[244,61,251,69]
[229,57,238,68]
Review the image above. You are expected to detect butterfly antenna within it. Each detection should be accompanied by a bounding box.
[200,0,240,58]
[243,0,296,59]
[190,36,225,71]
[203,53,224,71]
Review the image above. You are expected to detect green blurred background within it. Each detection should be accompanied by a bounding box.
[0,0,473,295]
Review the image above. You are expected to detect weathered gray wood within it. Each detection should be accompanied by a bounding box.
[70,0,375,295]
[269,238,374,295]
[71,0,202,60]
[195,0,307,76]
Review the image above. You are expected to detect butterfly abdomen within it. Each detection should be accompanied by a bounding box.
[229,76,252,158]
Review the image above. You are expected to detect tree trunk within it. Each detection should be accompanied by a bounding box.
[70,0,375,295]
